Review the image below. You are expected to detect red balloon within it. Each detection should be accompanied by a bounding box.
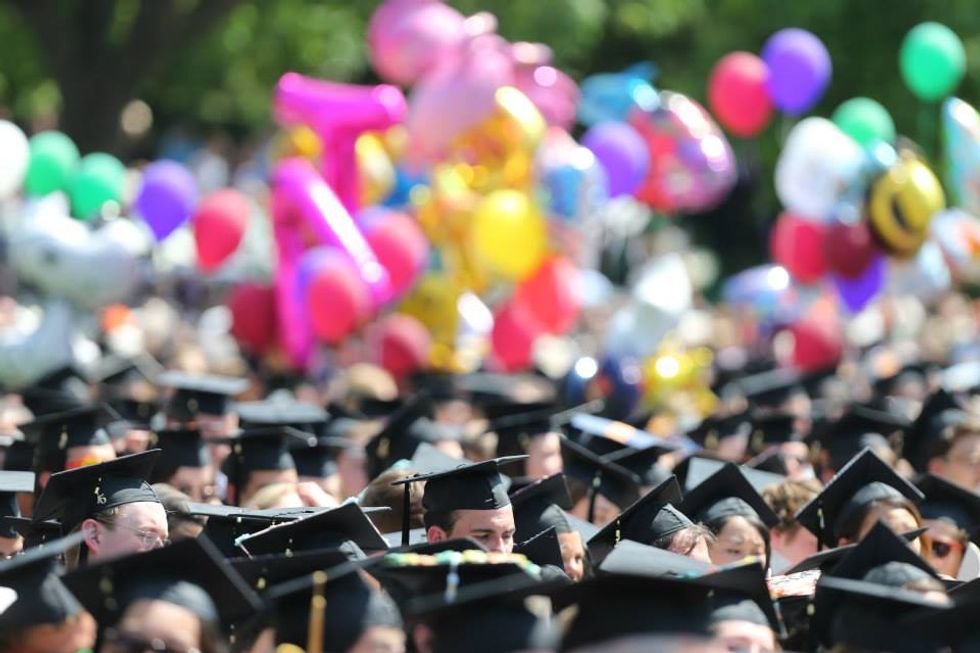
[371,313,432,382]
[361,210,429,298]
[306,257,371,345]
[708,52,773,138]
[193,189,250,271]
[513,256,581,334]
[770,212,827,283]
[788,317,843,372]
[823,220,879,279]
[228,283,277,354]
[491,302,544,372]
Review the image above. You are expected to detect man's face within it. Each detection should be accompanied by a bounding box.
[558,530,586,582]
[169,465,217,503]
[86,501,169,564]
[446,505,516,553]
[932,434,980,492]
[526,432,564,480]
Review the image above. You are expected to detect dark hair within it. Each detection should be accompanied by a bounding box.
[422,508,458,534]
[651,524,714,555]
[703,513,771,570]
[929,420,980,463]
[836,495,922,544]
[361,469,424,534]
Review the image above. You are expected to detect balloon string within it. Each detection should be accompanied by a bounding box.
[918,101,936,165]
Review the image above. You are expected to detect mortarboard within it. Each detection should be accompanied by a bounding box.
[904,388,966,472]
[19,366,90,417]
[915,474,980,541]
[559,435,641,523]
[356,396,404,418]
[682,456,785,495]
[384,535,487,556]
[783,526,928,575]
[237,502,389,557]
[234,399,327,434]
[62,536,261,632]
[184,502,321,558]
[159,370,248,421]
[491,408,559,459]
[602,442,675,488]
[219,426,308,505]
[230,548,355,593]
[0,531,85,629]
[19,404,115,472]
[812,404,909,472]
[678,461,779,528]
[746,412,800,455]
[32,449,161,533]
[586,477,690,565]
[2,517,62,549]
[267,563,402,650]
[364,393,459,480]
[148,428,210,483]
[2,439,35,472]
[514,526,566,571]
[686,411,752,450]
[568,413,667,457]
[289,435,350,480]
[390,455,525,546]
[737,368,805,410]
[510,473,573,542]
[404,572,562,653]
[0,471,34,539]
[795,448,925,548]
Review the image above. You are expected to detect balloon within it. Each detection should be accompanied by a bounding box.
[943,97,980,216]
[68,153,126,220]
[367,0,467,86]
[24,131,79,196]
[511,42,580,130]
[491,301,542,371]
[832,98,895,147]
[134,160,198,241]
[762,28,832,115]
[629,91,737,214]
[228,283,278,354]
[274,73,406,212]
[930,208,980,274]
[595,355,644,419]
[900,22,966,102]
[707,52,773,138]
[305,250,372,345]
[722,264,800,321]
[822,220,879,279]
[540,147,609,221]
[775,117,864,220]
[578,63,659,126]
[581,122,649,197]
[0,121,29,199]
[832,255,886,313]
[371,313,433,382]
[192,189,250,271]
[868,157,945,258]
[359,208,429,298]
[356,132,396,206]
[470,189,547,281]
[770,212,827,283]
[787,315,843,372]
[513,256,581,334]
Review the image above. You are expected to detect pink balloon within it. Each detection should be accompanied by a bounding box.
[770,212,828,284]
[788,316,843,372]
[228,283,277,355]
[306,255,372,345]
[359,208,429,299]
[491,302,544,372]
[511,42,579,130]
[368,0,467,86]
[274,73,406,212]
[406,33,514,163]
[513,256,581,334]
[708,52,773,138]
[370,313,432,383]
[193,189,249,271]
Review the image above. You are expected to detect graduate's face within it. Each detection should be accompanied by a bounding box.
[169,465,216,503]
[932,434,980,492]
[19,611,96,653]
[101,599,201,653]
[347,625,406,653]
[712,619,776,653]
[0,534,22,560]
[856,505,921,553]
[526,432,564,480]
[446,505,516,553]
[923,518,967,578]
[708,516,767,567]
[87,501,169,563]
[558,530,586,582]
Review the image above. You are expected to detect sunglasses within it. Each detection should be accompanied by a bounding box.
[930,538,965,559]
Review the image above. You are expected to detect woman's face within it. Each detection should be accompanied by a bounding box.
[708,516,767,566]
[923,518,966,578]
[100,599,201,653]
[857,504,921,554]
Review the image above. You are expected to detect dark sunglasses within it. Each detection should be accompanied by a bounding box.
[930,539,964,559]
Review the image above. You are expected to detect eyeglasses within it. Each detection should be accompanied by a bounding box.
[930,538,965,559]
[102,628,200,653]
[107,522,170,549]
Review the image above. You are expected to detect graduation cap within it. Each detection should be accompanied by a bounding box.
[384,535,487,555]
[230,548,354,593]
[159,370,248,421]
[746,412,800,456]
[602,442,676,488]
[364,393,450,479]
[813,404,909,472]
[237,502,389,556]
[0,471,34,539]
[62,536,261,632]
[147,428,210,484]
[559,435,641,523]
[679,461,779,528]
[390,455,526,546]
[404,571,562,653]
[681,456,785,496]
[916,474,980,540]
[0,531,85,630]
[514,526,565,571]
[568,413,665,457]
[289,435,351,480]
[234,400,327,434]
[904,388,966,472]
[185,502,312,559]
[586,477,690,565]
[19,405,115,473]
[19,366,90,417]
[686,411,753,450]
[266,563,402,650]
[2,439,35,472]
[782,526,928,575]
[220,426,309,505]
[510,474,573,542]
[356,396,404,418]
[32,449,161,533]
[737,368,805,410]
[2,516,62,549]
[795,448,925,548]
[491,406,559,459]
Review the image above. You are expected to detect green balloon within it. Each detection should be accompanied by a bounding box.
[900,22,966,102]
[832,97,895,147]
[24,131,79,196]
[68,152,126,220]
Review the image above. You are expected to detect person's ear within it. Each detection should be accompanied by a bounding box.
[426,526,448,543]
[926,456,944,476]
[81,518,100,551]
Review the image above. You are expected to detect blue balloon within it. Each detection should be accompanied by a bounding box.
[383,166,428,207]
[578,63,660,126]
[542,158,608,221]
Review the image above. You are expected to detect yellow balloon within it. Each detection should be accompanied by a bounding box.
[356,132,395,206]
[868,158,945,258]
[398,273,462,347]
[276,125,322,161]
[470,189,548,281]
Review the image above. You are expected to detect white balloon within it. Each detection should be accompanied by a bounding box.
[775,117,863,221]
[0,121,29,199]
[0,300,75,389]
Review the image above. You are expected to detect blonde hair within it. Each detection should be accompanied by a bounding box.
[243,482,303,511]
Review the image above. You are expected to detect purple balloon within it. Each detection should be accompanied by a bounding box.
[582,122,650,197]
[135,160,198,241]
[833,255,885,313]
[762,28,832,115]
